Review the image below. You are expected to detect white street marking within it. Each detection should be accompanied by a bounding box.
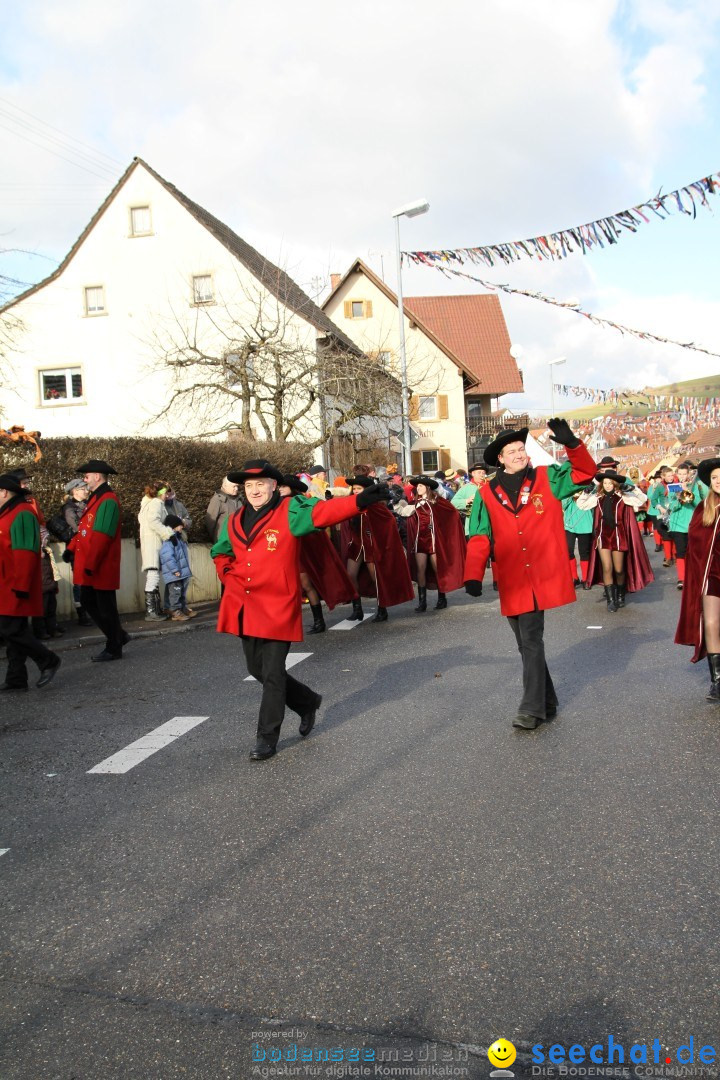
[331,614,375,630]
[244,652,313,681]
[0,849,9,858]
[87,716,209,774]
[587,625,603,630]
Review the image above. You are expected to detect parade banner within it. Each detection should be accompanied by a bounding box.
[402,169,720,268]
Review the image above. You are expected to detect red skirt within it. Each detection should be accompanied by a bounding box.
[599,519,628,551]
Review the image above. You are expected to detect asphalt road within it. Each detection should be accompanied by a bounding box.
[1,546,718,1080]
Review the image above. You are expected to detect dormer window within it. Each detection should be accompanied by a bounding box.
[192,274,214,304]
[344,299,373,319]
[130,206,152,236]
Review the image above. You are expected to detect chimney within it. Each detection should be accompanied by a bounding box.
[330,273,341,291]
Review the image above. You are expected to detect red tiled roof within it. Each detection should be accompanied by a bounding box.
[404,294,523,396]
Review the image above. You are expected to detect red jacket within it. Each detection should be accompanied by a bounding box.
[405,496,467,592]
[0,495,43,617]
[212,491,366,641]
[68,483,122,590]
[465,442,597,616]
[676,502,720,662]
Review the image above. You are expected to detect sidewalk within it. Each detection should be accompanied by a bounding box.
[25,600,220,655]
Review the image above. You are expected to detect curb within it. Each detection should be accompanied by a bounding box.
[34,616,218,655]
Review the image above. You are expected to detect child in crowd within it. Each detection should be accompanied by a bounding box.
[159,515,195,621]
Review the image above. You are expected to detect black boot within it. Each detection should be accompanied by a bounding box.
[372,606,388,622]
[76,605,93,627]
[415,586,427,613]
[145,592,168,621]
[307,603,326,634]
[616,584,626,608]
[706,654,720,702]
[348,597,364,621]
[604,585,617,612]
[435,592,447,609]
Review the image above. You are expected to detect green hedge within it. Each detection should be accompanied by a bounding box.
[0,436,313,540]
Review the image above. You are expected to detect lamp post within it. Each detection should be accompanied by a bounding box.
[548,356,567,460]
[392,198,430,475]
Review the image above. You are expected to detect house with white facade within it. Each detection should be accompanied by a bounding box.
[322,260,524,474]
[1,158,369,450]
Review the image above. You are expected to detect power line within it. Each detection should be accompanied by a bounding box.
[0,93,124,169]
[0,108,119,178]
[0,119,117,180]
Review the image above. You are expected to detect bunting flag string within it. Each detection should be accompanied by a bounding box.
[553,384,720,421]
[401,169,720,268]
[412,262,720,359]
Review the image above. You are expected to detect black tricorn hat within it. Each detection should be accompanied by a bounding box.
[409,475,439,490]
[597,455,620,467]
[227,459,284,484]
[697,457,720,487]
[0,473,25,494]
[484,427,529,468]
[346,475,376,488]
[281,474,308,494]
[596,470,628,486]
[76,459,117,475]
[469,462,489,473]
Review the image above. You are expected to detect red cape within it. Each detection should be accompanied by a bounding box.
[587,499,654,592]
[339,504,414,607]
[405,497,467,592]
[300,530,356,610]
[675,503,720,662]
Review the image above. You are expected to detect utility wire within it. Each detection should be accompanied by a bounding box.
[0,93,124,169]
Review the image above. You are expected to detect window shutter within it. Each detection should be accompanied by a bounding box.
[411,451,422,474]
[365,299,373,318]
[343,300,352,319]
[439,448,451,471]
[409,395,420,420]
[438,394,449,420]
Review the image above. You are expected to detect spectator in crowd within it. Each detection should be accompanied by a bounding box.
[159,514,195,621]
[61,479,92,626]
[32,525,64,639]
[138,480,174,621]
[205,476,242,542]
[305,465,329,500]
[163,484,192,530]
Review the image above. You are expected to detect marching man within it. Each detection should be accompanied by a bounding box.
[211,459,389,761]
[463,420,597,730]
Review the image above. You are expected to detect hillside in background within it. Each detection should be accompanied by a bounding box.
[554,372,720,421]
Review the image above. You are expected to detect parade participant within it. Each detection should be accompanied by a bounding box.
[627,466,652,536]
[562,489,594,588]
[138,480,173,621]
[278,475,356,634]
[646,472,664,551]
[0,473,61,690]
[668,460,707,590]
[596,455,620,473]
[66,459,126,662]
[398,476,466,611]
[675,457,720,701]
[580,472,653,611]
[340,475,414,623]
[452,463,490,535]
[433,471,453,499]
[650,466,676,565]
[463,420,597,731]
[211,460,390,760]
[304,465,329,500]
[8,466,45,524]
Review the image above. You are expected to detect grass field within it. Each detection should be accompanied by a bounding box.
[555,372,720,420]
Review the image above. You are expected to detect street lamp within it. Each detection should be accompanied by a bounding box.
[548,356,567,460]
[393,198,430,475]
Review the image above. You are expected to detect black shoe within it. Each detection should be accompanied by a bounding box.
[676,581,683,590]
[415,586,427,613]
[0,682,29,691]
[76,608,93,627]
[372,606,388,622]
[654,544,662,552]
[604,585,618,612]
[249,740,277,761]
[545,706,557,720]
[37,656,61,688]
[583,580,592,591]
[492,581,499,591]
[512,713,539,730]
[706,654,720,702]
[91,649,121,662]
[299,694,322,737]
[616,584,626,608]
[347,598,364,621]
[121,630,131,646]
[434,592,448,610]
[307,603,326,634]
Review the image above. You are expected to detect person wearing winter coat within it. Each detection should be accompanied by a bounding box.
[61,479,92,626]
[205,477,242,542]
[138,481,174,622]
[163,486,192,530]
[159,515,194,621]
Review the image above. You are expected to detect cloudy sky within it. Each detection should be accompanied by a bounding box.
[2,0,719,411]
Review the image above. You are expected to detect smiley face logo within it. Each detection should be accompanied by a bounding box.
[488,1039,516,1069]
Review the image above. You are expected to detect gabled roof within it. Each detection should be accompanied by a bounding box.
[4,158,360,355]
[322,258,523,395]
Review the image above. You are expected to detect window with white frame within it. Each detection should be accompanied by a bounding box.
[192,274,214,304]
[84,285,105,315]
[376,350,392,369]
[40,367,84,404]
[421,450,439,473]
[418,395,437,420]
[130,206,152,236]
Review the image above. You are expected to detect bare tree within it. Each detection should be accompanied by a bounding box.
[148,274,401,449]
[0,253,28,411]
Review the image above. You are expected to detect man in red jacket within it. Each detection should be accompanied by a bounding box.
[464,420,596,730]
[66,459,126,662]
[211,459,389,760]
[0,473,61,690]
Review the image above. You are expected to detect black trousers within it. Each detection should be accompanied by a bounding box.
[565,530,592,561]
[506,609,558,720]
[0,615,57,688]
[80,586,124,656]
[670,531,688,559]
[241,636,319,747]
